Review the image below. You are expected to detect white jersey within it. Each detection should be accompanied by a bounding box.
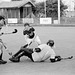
[24,33,41,46]
[32,44,56,62]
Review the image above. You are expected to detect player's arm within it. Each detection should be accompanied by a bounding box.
[34,35,41,45]
[0,39,7,49]
[23,30,29,35]
[50,56,61,63]
[34,48,41,52]
[23,35,33,48]
[34,44,43,52]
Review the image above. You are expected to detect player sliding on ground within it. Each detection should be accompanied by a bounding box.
[9,40,66,63]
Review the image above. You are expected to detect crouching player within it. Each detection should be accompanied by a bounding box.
[9,40,61,63]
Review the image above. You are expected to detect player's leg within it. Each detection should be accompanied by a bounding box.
[11,49,25,58]
[9,47,26,62]
[9,48,34,62]
[11,44,28,58]
[0,45,7,64]
[16,48,34,62]
[9,51,25,62]
[15,49,34,62]
[23,49,34,62]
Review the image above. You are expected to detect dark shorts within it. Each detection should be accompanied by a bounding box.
[24,51,34,62]
[22,48,34,62]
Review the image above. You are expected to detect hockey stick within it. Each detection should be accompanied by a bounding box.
[61,56,73,60]
[1,29,17,35]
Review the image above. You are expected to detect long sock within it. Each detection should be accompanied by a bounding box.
[13,44,28,57]
[16,50,34,62]
[13,50,24,57]
[16,52,25,59]
[14,48,33,57]
[18,51,34,62]
[0,53,2,60]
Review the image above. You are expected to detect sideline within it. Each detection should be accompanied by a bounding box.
[7,24,75,27]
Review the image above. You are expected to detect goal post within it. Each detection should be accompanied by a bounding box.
[58,0,60,24]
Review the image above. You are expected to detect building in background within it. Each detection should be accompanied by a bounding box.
[0,0,35,24]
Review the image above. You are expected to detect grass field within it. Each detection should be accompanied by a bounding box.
[0,26,75,75]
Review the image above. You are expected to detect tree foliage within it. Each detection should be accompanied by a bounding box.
[46,0,68,18]
[35,0,68,18]
[35,2,44,14]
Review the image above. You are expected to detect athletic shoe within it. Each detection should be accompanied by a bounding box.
[9,57,20,62]
[0,60,7,64]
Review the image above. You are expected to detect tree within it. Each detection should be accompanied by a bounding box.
[34,2,45,17]
[46,0,68,18]
[35,2,44,14]
[35,0,68,18]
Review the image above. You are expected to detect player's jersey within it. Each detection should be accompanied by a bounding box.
[23,26,41,46]
[32,44,56,62]
[24,33,41,46]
